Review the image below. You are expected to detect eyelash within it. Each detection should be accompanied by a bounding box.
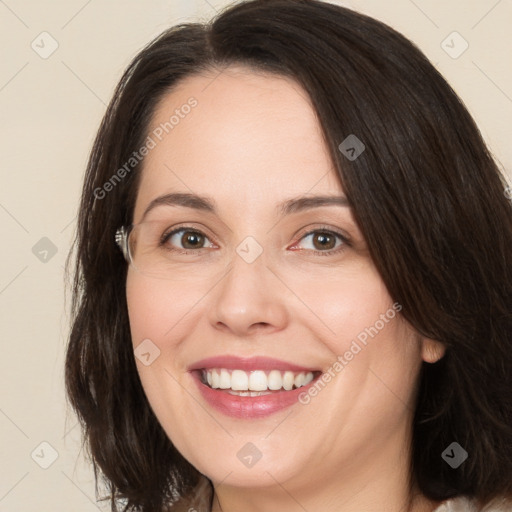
[159,224,350,257]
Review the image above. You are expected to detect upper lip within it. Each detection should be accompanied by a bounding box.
[188,355,320,373]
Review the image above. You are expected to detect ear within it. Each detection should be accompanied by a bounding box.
[420,338,446,363]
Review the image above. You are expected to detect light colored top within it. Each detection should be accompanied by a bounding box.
[167,474,511,511]
[432,495,511,512]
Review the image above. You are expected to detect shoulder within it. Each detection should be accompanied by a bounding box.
[433,495,512,512]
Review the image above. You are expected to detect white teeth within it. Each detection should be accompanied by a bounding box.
[248,370,268,391]
[211,369,220,388]
[202,368,316,392]
[267,370,283,390]
[219,369,230,389]
[231,370,249,390]
[283,371,295,390]
[227,390,272,397]
[303,372,314,385]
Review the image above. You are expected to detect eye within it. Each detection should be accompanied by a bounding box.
[160,227,215,254]
[159,225,350,257]
[290,228,349,256]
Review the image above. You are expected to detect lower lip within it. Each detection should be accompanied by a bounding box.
[190,371,320,419]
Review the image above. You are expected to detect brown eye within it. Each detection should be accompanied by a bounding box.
[161,228,214,251]
[291,228,349,256]
[311,232,337,250]
[181,231,206,249]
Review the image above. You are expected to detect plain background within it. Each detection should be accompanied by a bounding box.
[0,0,511,510]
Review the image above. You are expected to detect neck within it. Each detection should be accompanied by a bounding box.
[211,482,441,512]
[209,423,444,512]
[211,475,442,512]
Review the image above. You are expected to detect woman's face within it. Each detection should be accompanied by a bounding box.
[126,66,445,492]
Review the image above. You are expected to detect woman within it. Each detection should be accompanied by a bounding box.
[64,0,512,511]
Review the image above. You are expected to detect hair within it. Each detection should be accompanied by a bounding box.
[64,0,512,511]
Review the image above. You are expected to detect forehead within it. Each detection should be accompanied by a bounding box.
[133,65,343,222]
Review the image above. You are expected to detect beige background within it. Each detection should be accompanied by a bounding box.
[0,0,510,510]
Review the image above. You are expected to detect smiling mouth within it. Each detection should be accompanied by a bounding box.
[199,368,322,396]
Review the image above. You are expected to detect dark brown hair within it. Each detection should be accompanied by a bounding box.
[64,0,512,510]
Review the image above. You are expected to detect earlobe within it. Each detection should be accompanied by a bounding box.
[421,338,447,363]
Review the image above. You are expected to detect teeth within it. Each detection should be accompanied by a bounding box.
[231,370,249,390]
[219,369,231,389]
[202,368,315,392]
[267,370,283,390]
[283,371,294,390]
[227,390,272,397]
[294,372,305,388]
[249,370,268,391]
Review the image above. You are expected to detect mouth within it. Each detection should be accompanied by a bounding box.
[197,368,321,396]
[188,356,323,418]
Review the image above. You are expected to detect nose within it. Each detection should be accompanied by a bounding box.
[208,249,289,337]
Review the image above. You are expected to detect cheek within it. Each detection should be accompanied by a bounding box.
[125,270,202,439]
[290,261,419,410]
[126,269,203,346]
[289,261,396,354]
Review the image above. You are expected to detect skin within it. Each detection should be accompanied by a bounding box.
[125,65,447,512]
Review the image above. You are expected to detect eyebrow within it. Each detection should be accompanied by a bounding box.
[140,192,350,221]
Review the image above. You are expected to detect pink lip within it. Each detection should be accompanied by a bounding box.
[188,355,322,419]
[188,355,319,373]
